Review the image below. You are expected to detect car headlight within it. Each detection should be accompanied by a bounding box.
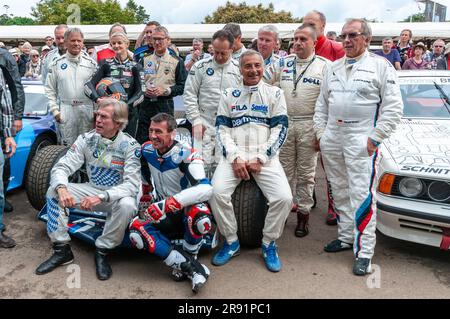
[398,177,424,198]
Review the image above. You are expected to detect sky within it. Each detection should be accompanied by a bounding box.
[3,0,450,23]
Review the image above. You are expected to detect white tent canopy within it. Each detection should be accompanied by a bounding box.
[1,22,449,43]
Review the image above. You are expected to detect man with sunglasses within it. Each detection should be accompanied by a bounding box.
[264,24,330,239]
[314,19,403,276]
[425,39,445,70]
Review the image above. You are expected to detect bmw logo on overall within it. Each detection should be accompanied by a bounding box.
[206,68,214,76]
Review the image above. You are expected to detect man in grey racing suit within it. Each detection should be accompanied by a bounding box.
[264,24,330,238]
[128,113,213,293]
[210,50,292,273]
[45,27,97,146]
[35,99,141,281]
[184,29,241,174]
[313,19,403,275]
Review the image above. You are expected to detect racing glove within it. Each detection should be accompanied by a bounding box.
[143,196,182,223]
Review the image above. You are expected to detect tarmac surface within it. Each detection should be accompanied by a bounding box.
[1,165,450,299]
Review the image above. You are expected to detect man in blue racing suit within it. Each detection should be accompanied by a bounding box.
[129,113,213,293]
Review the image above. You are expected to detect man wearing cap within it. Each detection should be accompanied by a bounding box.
[44,36,56,51]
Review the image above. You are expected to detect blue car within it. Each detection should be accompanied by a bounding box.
[8,79,57,191]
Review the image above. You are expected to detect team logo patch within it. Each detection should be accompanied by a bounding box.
[164,67,170,75]
[134,148,142,158]
[93,150,100,158]
[287,60,294,67]
[232,89,241,97]
[147,61,153,67]
[206,68,214,76]
[61,63,68,70]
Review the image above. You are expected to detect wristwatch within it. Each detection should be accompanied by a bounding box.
[98,193,107,202]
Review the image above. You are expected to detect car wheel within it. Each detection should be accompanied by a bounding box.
[231,177,268,247]
[25,145,68,211]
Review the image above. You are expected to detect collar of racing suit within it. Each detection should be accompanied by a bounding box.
[345,50,367,65]
[95,130,122,147]
[66,52,82,64]
[212,57,232,68]
[156,140,179,158]
[296,52,315,65]
[242,80,262,93]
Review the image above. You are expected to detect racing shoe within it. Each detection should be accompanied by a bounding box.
[295,211,309,238]
[36,243,74,275]
[353,258,372,276]
[324,239,353,253]
[325,206,338,226]
[185,260,210,293]
[95,248,112,280]
[262,241,281,272]
[211,240,240,266]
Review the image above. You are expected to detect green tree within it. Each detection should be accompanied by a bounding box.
[31,0,150,25]
[125,0,149,24]
[0,14,35,25]
[400,13,426,22]
[204,1,302,24]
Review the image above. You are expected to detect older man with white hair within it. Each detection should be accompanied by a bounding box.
[35,98,141,281]
[257,25,280,68]
[45,27,97,146]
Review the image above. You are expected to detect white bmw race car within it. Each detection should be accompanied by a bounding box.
[377,70,450,250]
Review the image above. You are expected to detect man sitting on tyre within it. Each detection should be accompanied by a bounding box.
[128,113,213,293]
[210,50,292,272]
[35,98,141,281]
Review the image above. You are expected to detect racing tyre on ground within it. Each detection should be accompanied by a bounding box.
[26,145,68,211]
[231,177,268,247]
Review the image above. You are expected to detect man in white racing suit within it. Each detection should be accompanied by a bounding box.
[41,24,68,84]
[264,25,330,238]
[128,113,213,293]
[36,99,141,281]
[210,50,292,273]
[314,19,403,275]
[184,29,241,173]
[45,28,97,146]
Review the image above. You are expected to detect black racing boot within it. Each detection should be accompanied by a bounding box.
[295,211,310,238]
[95,248,112,280]
[36,243,74,275]
[0,231,16,248]
[353,258,372,276]
[4,199,13,213]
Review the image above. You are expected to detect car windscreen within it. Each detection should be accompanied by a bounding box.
[400,82,450,118]
[24,92,49,116]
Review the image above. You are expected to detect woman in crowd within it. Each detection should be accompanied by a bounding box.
[85,32,145,138]
[402,42,430,70]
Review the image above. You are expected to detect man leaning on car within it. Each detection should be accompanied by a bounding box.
[35,98,141,280]
[313,18,403,276]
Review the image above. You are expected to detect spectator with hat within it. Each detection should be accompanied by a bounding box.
[9,48,26,77]
[44,36,56,51]
[402,42,429,70]
[25,49,42,79]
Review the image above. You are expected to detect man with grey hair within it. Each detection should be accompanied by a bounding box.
[185,38,211,71]
[314,18,403,275]
[45,27,97,146]
[264,24,331,238]
[257,25,280,67]
[210,49,292,273]
[41,24,69,83]
[36,98,141,281]
[425,39,445,69]
[223,23,247,61]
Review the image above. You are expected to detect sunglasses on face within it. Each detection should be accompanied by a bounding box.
[339,32,364,40]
